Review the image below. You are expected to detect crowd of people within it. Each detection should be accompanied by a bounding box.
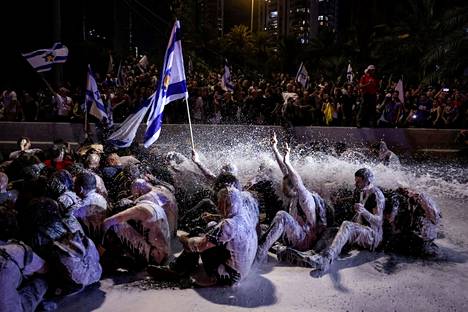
[0,131,441,310]
[1,56,467,129]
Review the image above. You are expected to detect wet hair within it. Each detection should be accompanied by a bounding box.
[124,164,141,180]
[165,152,186,165]
[75,171,96,192]
[47,170,74,197]
[131,178,152,196]
[354,168,375,185]
[85,153,101,168]
[214,172,241,194]
[66,163,85,177]
[217,187,241,218]
[20,165,43,181]
[220,163,238,176]
[0,205,18,240]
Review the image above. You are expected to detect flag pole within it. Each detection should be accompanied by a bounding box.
[83,65,90,139]
[184,97,195,149]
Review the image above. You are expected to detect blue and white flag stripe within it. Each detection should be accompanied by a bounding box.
[295,62,309,89]
[22,42,68,72]
[221,59,234,92]
[85,64,109,123]
[144,20,188,148]
[107,95,153,148]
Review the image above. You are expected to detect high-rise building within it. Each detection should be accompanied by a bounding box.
[317,0,339,31]
[198,0,224,38]
[258,0,340,43]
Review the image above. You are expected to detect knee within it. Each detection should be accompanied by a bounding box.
[341,221,353,231]
[274,210,289,223]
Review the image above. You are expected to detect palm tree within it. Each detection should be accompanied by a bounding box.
[222,25,254,67]
[370,0,468,84]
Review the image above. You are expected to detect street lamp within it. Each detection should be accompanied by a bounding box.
[250,0,254,31]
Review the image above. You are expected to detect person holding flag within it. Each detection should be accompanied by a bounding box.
[347,63,354,83]
[143,20,190,148]
[108,20,192,150]
[85,64,111,126]
[295,62,309,89]
[221,59,234,93]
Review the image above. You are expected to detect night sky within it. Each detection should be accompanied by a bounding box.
[1,0,466,89]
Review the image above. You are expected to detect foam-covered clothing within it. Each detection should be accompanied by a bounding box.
[327,185,385,260]
[57,190,82,216]
[0,241,47,312]
[104,200,171,264]
[137,186,178,237]
[74,190,108,243]
[206,190,258,282]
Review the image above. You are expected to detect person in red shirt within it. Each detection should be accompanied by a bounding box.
[44,145,73,171]
[358,65,380,127]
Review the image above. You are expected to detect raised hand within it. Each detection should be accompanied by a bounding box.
[271,131,278,147]
[191,148,200,164]
[283,142,291,163]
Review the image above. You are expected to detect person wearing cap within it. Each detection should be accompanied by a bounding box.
[358,65,380,127]
[308,168,385,276]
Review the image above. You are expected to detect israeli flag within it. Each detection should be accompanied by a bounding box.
[107,95,153,148]
[22,42,68,73]
[143,20,188,148]
[295,62,309,89]
[221,59,234,92]
[86,64,110,124]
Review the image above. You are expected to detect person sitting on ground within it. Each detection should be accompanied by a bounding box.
[149,186,258,287]
[383,187,441,257]
[27,196,102,295]
[0,240,48,312]
[130,179,178,237]
[256,132,327,265]
[244,163,283,224]
[84,153,108,198]
[73,171,108,244]
[310,168,385,276]
[182,149,242,229]
[46,170,81,217]
[0,172,18,210]
[102,195,171,268]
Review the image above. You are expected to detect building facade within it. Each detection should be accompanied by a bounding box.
[257,0,339,44]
